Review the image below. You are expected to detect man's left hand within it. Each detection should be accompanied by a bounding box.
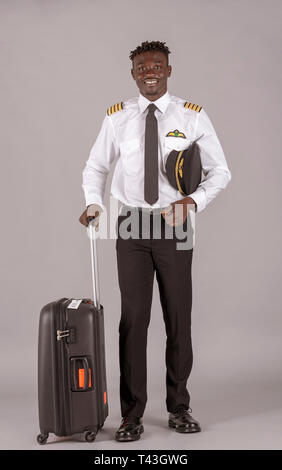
[161,196,197,227]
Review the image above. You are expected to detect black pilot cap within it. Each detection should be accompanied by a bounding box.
[165,141,202,196]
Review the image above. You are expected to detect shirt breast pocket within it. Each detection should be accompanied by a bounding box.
[162,136,191,171]
[120,138,142,175]
[164,136,190,151]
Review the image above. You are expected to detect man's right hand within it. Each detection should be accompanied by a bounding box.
[79,203,103,229]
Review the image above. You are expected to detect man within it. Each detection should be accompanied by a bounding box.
[79,41,231,441]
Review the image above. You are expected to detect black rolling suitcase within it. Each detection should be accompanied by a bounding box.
[37,220,108,444]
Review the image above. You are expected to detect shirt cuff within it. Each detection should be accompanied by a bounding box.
[187,187,206,213]
[85,198,106,212]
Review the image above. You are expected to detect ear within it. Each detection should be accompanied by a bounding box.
[131,68,135,80]
[168,65,172,77]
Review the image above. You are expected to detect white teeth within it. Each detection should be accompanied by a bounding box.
[145,80,157,84]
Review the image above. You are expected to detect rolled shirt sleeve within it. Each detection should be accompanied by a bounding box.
[188,108,231,213]
[82,114,119,210]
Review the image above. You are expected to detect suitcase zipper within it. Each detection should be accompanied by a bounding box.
[93,305,102,427]
[57,299,71,436]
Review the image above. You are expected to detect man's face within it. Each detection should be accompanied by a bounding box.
[131,50,172,101]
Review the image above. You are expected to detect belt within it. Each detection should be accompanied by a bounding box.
[120,204,168,215]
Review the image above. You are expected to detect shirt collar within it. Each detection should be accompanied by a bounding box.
[138,90,170,114]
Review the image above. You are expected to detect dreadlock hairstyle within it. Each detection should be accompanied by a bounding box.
[129,41,171,64]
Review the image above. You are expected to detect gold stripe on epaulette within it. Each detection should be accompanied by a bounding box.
[107,101,123,116]
[184,101,202,113]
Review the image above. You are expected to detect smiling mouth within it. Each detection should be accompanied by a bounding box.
[144,79,159,86]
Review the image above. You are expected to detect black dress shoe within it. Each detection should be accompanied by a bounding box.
[115,416,144,442]
[168,405,201,433]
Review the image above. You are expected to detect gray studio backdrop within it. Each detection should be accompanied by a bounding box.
[0,0,281,450]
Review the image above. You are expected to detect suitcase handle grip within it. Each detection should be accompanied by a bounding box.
[71,357,91,391]
[80,357,90,391]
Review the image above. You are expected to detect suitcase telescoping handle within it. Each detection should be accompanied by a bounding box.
[87,216,100,310]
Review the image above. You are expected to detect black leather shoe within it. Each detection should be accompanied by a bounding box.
[115,416,144,442]
[168,405,201,433]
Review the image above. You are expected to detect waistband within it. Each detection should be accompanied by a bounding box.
[120,204,169,216]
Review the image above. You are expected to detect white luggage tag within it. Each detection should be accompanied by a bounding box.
[68,299,83,310]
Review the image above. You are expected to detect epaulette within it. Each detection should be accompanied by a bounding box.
[184,101,202,113]
[107,102,123,116]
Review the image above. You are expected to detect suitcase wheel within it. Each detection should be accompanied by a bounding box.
[37,433,49,445]
[85,430,97,442]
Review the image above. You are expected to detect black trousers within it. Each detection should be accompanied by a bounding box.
[115,207,194,417]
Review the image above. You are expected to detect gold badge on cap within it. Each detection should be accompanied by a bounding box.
[175,151,185,194]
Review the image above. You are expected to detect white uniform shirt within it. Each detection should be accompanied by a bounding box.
[82,91,231,213]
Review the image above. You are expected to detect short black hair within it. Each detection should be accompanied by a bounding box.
[129,40,171,64]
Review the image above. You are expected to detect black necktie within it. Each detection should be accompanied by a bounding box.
[144,103,159,205]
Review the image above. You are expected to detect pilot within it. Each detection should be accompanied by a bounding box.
[79,40,231,442]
